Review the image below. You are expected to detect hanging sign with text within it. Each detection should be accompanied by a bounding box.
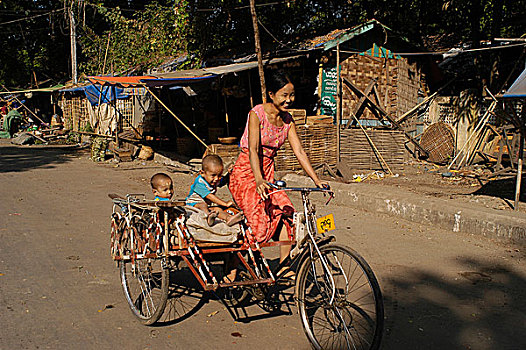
[319,67,339,118]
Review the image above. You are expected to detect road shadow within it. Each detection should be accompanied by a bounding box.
[381,256,526,349]
[472,176,526,203]
[0,145,81,173]
[153,256,298,327]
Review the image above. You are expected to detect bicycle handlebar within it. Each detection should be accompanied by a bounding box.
[268,181,332,193]
[267,181,334,204]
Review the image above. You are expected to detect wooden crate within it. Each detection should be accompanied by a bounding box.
[208,143,241,159]
[276,124,337,172]
[340,129,406,170]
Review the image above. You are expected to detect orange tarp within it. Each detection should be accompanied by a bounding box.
[87,76,156,87]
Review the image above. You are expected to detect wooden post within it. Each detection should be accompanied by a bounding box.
[249,0,266,103]
[113,85,119,148]
[69,5,77,84]
[336,43,341,162]
[514,132,523,211]
[317,63,323,115]
[223,94,230,136]
[383,57,389,109]
[101,32,111,75]
[247,71,254,108]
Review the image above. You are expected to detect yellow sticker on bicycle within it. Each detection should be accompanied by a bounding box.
[317,214,335,233]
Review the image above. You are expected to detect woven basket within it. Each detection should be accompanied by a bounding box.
[419,122,455,163]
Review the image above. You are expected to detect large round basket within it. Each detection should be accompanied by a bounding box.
[420,122,455,163]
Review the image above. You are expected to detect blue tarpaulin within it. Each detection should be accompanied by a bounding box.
[83,84,128,105]
[60,84,128,106]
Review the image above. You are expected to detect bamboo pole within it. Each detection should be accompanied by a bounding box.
[247,71,254,108]
[514,133,523,211]
[336,42,341,162]
[395,91,439,123]
[447,101,496,169]
[101,32,111,75]
[144,86,209,150]
[317,63,323,115]
[515,102,525,211]
[113,85,119,148]
[348,110,393,175]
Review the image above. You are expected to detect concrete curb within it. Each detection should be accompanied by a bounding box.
[282,174,526,244]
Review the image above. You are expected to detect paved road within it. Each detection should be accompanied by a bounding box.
[1,142,525,349]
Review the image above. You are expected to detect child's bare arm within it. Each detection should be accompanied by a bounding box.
[205,193,233,208]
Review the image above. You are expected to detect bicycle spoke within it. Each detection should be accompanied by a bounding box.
[297,244,383,350]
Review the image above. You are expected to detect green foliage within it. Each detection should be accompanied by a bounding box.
[0,0,524,88]
[79,1,193,75]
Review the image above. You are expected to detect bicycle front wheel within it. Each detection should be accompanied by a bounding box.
[120,224,169,325]
[296,244,384,350]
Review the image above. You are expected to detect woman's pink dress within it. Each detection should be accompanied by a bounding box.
[229,104,294,243]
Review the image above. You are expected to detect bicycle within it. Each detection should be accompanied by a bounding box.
[109,181,384,349]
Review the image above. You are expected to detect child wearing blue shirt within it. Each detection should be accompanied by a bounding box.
[151,173,173,201]
[186,155,242,226]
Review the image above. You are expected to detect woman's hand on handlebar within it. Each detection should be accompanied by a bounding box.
[315,180,330,190]
[256,179,271,200]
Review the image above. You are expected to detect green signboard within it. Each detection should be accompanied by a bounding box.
[320,66,338,118]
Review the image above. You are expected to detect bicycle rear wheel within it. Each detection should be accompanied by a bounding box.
[296,244,383,350]
[120,223,169,325]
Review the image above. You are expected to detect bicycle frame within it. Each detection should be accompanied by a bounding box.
[267,185,340,305]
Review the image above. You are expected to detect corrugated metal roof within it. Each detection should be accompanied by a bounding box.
[502,68,526,98]
[149,55,302,80]
[297,19,412,52]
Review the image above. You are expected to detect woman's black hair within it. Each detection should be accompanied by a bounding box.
[266,70,293,94]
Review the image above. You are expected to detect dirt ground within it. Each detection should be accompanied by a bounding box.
[1,139,526,350]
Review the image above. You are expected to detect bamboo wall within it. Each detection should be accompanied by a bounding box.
[275,124,337,172]
[340,129,406,170]
[58,96,90,131]
[59,95,134,132]
[116,98,133,129]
